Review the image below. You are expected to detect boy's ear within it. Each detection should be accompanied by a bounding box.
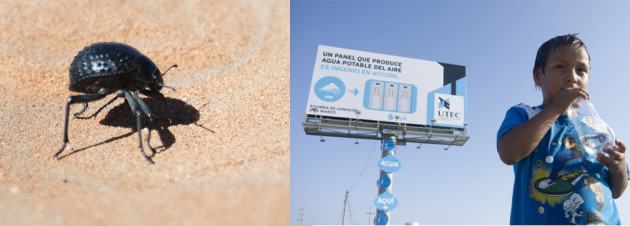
[533,68,543,87]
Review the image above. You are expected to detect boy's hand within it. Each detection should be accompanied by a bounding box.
[548,87,589,114]
[598,140,627,175]
[599,140,628,198]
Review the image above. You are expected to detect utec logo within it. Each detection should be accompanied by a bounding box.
[434,94,464,124]
[438,97,450,110]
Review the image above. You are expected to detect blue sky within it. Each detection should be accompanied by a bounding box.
[291,1,630,224]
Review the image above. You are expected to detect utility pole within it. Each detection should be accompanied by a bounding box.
[366,206,375,225]
[296,208,304,226]
[341,190,349,225]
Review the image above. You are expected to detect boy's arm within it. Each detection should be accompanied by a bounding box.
[498,87,588,165]
[498,107,561,165]
[608,164,628,199]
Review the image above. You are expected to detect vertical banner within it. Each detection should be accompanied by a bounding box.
[374,136,399,225]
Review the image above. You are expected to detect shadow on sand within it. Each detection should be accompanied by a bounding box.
[57,97,213,160]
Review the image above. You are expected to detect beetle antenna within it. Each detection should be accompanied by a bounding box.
[161,64,178,76]
[159,83,176,91]
[156,64,178,91]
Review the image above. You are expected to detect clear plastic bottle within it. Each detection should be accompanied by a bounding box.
[567,98,616,160]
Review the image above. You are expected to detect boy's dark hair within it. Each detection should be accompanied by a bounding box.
[533,33,590,75]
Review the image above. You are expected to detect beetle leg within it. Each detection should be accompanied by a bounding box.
[140,89,170,123]
[73,102,89,118]
[122,91,155,164]
[131,91,158,156]
[54,93,108,160]
[131,91,156,122]
[146,128,157,157]
[74,95,120,119]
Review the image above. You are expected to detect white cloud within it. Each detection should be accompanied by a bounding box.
[319,83,340,94]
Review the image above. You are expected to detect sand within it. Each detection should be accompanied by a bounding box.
[0,0,289,225]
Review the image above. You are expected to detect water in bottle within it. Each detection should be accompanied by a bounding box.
[567,98,615,161]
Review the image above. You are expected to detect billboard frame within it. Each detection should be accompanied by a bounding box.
[303,114,469,146]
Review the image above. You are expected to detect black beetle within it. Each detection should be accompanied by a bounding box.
[55,42,177,164]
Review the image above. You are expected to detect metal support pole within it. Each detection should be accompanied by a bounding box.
[374,134,396,225]
[341,190,349,225]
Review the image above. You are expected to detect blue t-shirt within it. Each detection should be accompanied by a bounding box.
[497,104,629,225]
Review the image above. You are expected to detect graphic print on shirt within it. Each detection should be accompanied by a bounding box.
[584,177,607,225]
[563,193,584,224]
[529,133,611,224]
[530,135,588,206]
[534,170,588,196]
[586,211,605,225]
[585,177,606,211]
[530,165,570,206]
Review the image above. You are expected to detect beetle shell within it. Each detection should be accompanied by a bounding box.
[69,42,143,93]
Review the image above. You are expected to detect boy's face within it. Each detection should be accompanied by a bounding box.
[534,45,590,103]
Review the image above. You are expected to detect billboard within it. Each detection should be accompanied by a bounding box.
[306,45,467,128]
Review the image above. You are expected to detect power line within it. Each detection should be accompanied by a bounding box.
[347,200,357,225]
[347,140,379,191]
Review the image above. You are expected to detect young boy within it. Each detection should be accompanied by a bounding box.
[497,34,629,224]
